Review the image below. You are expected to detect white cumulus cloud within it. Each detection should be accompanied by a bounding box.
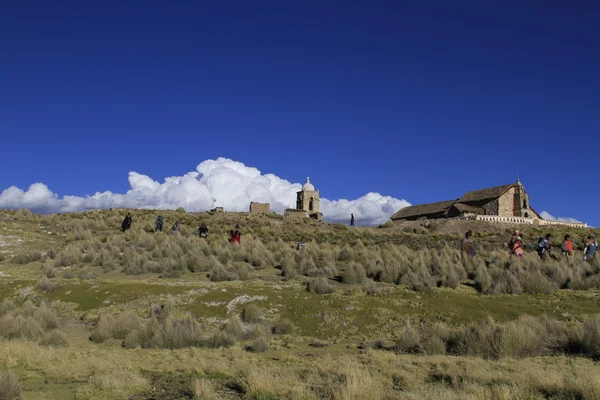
[0,157,410,226]
[539,211,582,224]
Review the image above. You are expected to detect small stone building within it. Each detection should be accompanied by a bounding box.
[391,179,541,221]
[285,177,323,221]
[249,202,270,214]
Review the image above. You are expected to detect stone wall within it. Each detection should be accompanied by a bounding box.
[481,199,499,215]
[298,190,320,213]
[497,187,516,217]
[284,209,308,220]
[249,202,270,214]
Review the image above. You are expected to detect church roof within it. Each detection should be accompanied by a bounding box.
[450,203,485,214]
[390,199,457,220]
[302,177,315,191]
[458,183,516,203]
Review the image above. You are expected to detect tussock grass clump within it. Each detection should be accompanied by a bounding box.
[42,263,56,278]
[370,315,600,361]
[36,277,61,292]
[307,277,336,294]
[89,312,142,343]
[246,336,269,353]
[193,378,220,400]
[91,305,258,350]
[0,300,16,317]
[12,250,42,265]
[342,262,366,284]
[0,300,58,340]
[0,253,5,262]
[53,245,81,267]
[0,370,21,400]
[271,319,294,335]
[241,304,263,324]
[0,315,44,340]
[39,331,69,347]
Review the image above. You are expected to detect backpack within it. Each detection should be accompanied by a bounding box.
[535,237,545,251]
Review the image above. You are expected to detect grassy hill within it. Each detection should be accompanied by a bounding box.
[1,208,600,399]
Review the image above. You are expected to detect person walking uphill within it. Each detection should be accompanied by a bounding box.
[461,230,477,259]
[350,213,355,227]
[121,213,132,232]
[561,235,575,257]
[229,225,242,245]
[535,234,552,260]
[584,234,598,261]
[508,230,520,252]
[511,236,524,258]
[155,216,164,232]
[198,222,208,238]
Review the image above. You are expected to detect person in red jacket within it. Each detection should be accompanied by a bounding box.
[561,234,574,257]
[229,224,242,245]
[511,236,524,258]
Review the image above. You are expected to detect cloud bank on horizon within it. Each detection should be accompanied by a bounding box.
[0,158,411,226]
[539,211,582,224]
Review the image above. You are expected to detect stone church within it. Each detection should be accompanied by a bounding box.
[391,179,541,221]
[284,177,323,221]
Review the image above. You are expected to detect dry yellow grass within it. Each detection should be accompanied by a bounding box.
[192,378,220,400]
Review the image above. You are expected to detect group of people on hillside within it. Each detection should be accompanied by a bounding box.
[461,228,598,262]
[120,213,213,240]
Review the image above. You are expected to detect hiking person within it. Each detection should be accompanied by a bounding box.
[511,236,524,258]
[229,224,242,244]
[155,215,164,232]
[121,213,132,232]
[297,237,306,251]
[584,234,598,261]
[561,234,575,258]
[535,233,552,260]
[461,230,477,258]
[198,222,208,238]
[350,213,355,227]
[171,221,180,234]
[508,230,520,252]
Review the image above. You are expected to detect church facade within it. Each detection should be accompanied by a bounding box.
[284,177,323,221]
[391,180,540,221]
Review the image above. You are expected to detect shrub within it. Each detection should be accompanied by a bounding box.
[149,303,173,322]
[0,371,21,400]
[156,315,203,349]
[362,280,381,295]
[42,263,55,278]
[395,324,422,354]
[46,249,57,260]
[271,319,294,335]
[222,316,245,339]
[341,262,366,285]
[241,304,264,324]
[0,300,15,317]
[12,250,42,265]
[307,277,336,294]
[34,301,59,330]
[53,246,81,267]
[202,331,236,349]
[36,277,60,292]
[0,315,44,340]
[39,331,69,347]
[210,264,233,282]
[246,336,269,353]
[89,312,142,343]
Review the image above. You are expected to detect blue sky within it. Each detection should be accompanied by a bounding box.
[1,1,598,226]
